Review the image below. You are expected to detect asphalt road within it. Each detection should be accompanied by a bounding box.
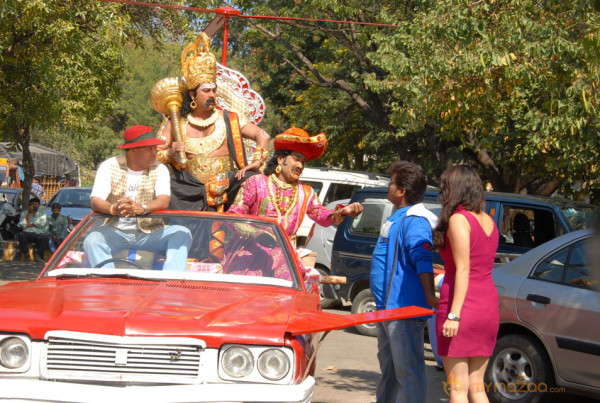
[0,258,44,285]
[312,313,449,403]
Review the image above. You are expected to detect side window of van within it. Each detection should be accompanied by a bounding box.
[324,184,361,205]
[422,201,442,217]
[350,197,393,235]
[499,205,564,249]
[301,181,324,197]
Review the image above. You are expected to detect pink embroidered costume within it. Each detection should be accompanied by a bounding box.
[228,174,336,242]
[225,128,349,281]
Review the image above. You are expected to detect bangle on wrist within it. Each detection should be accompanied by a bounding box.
[109,204,117,216]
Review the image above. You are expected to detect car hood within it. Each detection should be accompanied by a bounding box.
[0,278,433,346]
[0,278,303,346]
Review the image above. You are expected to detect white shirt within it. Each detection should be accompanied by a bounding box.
[92,156,170,231]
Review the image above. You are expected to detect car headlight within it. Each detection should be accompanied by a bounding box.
[0,337,29,369]
[221,346,254,378]
[257,349,290,381]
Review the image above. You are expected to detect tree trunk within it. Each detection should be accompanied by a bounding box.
[16,124,34,211]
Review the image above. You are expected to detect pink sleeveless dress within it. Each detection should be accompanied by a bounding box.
[436,206,499,357]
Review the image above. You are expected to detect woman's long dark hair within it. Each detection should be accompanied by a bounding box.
[433,165,486,250]
[263,150,292,176]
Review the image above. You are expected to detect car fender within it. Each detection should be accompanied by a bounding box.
[348,278,370,302]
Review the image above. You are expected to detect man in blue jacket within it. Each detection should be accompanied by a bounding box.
[370,161,438,403]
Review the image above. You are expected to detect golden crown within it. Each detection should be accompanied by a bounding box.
[181,33,217,89]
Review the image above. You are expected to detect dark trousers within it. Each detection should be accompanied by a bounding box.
[18,231,49,258]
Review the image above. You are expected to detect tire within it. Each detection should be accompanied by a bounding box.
[351,289,378,337]
[316,268,340,309]
[485,334,556,403]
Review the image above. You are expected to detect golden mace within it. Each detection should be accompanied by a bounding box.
[150,77,189,169]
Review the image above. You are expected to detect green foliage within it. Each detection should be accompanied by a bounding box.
[225,0,600,202]
[0,0,126,137]
[369,0,600,199]
[0,0,187,195]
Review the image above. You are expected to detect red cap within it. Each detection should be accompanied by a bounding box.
[118,125,164,149]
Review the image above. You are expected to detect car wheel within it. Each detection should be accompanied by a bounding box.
[316,268,340,309]
[351,289,378,337]
[485,334,555,403]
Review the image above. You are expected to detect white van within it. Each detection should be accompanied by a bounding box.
[297,167,390,245]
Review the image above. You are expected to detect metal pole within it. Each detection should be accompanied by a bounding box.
[222,17,229,66]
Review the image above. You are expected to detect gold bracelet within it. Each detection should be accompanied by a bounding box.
[251,147,267,165]
[109,204,117,216]
[331,206,345,225]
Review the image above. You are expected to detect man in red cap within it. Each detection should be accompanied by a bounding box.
[228,128,363,243]
[83,125,192,271]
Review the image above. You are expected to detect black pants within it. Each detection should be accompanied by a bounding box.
[18,231,49,258]
[169,168,256,212]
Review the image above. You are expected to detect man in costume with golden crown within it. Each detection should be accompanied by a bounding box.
[155,33,270,212]
[228,128,363,245]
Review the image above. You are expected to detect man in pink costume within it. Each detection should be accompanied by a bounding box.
[228,128,362,244]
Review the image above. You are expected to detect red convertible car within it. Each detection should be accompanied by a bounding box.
[0,211,430,402]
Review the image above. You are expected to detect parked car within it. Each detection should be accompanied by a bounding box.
[0,211,431,402]
[45,187,92,230]
[305,199,349,308]
[486,229,600,402]
[296,167,389,246]
[330,187,598,336]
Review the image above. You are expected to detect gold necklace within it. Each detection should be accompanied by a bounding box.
[183,119,226,156]
[187,110,219,128]
[268,174,299,230]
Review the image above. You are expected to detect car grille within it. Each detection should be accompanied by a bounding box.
[42,333,204,384]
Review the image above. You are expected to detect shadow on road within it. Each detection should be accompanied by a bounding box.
[313,369,380,403]
[0,260,44,284]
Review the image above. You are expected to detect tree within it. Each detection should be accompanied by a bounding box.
[223,0,600,202]
[0,0,187,206]
[33,40,184,170]
[370,0,600,200]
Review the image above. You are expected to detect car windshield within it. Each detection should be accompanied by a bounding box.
[43,214,299,288]
[52,188,91,208]
[562,206,599,231]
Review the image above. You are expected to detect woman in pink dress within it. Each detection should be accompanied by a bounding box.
[434,165,499,403]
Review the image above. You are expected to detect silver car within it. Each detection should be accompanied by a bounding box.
[487,229,600,402]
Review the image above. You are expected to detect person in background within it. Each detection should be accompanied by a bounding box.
[370,161,439,403]
[31,175,45,200]
[17,197,49,262]
[83,125,192,271]
[434,165,499,403]
[48,202,69,252]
